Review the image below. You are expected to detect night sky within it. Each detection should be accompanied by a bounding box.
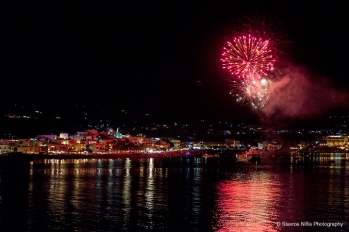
[1,1,348,126]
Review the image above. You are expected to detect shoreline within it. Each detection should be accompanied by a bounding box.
[0,150,205,160]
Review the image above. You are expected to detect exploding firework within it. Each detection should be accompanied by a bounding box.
[230,78,270,109]
[221,34,275,81]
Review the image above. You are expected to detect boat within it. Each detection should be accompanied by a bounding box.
[203,153,214,158]
[236,153,249,161]
[202,152,219,158]
[236,148,262,162]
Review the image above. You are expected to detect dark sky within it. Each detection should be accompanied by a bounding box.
[1,1,348,124]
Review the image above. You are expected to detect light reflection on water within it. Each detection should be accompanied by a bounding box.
[0,155,348,231]
[214,169,281,231]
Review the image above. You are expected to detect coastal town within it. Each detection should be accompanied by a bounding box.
[1,123,349,159]
[2,99,349,158]
[0,127,244,157]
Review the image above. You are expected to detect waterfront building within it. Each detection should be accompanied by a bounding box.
[225,139,240,148]
[0,140,13,153]
[38,134,57,140]
[207,141,225,149]
[154,140,171,150]
[315,138,327,147]
[326,135,349,147]
[169,139,181,149]
[59,133,69,139]
[16,144,33,154]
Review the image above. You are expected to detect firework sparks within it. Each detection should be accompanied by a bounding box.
[230,78,270,109]
[222,33,276,109]
[221,34,275,81]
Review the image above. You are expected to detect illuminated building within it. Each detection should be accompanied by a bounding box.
[325,135,349,147]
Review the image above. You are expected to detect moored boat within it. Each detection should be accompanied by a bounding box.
[236,148,262,162]
[203,153,215,158]
[236,153,248,161]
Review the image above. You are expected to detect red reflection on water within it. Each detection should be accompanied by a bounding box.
[213,172,281,232]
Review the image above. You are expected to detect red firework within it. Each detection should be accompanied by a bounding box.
[221,34,275,81]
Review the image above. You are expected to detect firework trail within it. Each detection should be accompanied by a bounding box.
[221,34,275,81]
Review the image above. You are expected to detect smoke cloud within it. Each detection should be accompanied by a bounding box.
[260,63,349,120]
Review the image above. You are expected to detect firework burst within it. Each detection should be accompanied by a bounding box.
[221,34,275,81]
[230,78,270,109]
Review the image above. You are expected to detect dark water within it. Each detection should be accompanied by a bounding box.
[0,154,348,231]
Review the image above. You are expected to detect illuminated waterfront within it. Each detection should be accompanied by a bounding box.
[0,155,348,231]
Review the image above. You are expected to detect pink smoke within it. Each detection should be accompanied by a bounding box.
[260,64,349,119]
